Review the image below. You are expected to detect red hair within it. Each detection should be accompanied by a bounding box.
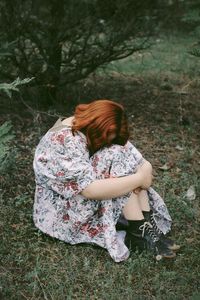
[72,100,129,154]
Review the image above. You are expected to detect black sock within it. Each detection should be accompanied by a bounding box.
[142,210,151,221]
[127,219,145,234]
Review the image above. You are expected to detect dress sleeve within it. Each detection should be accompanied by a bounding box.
[34,130,96,199]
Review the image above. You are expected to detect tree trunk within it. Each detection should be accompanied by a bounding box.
[42,0,64,106]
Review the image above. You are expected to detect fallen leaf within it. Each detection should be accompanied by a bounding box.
[10,223,23,229]
[176,167,181,173]
[185,185,196,201]
[159,162,173,171]
[175,145,184,151]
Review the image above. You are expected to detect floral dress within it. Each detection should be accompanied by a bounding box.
[33,119,172,262]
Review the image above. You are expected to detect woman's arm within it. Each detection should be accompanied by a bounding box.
[81,160,152,200]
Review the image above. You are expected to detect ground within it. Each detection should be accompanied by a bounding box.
[0,34,200,299]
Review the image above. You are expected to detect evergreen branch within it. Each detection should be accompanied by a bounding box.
[0,77,35,98]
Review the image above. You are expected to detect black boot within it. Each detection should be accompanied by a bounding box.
[125,220,176,260]
[143,211,180,251]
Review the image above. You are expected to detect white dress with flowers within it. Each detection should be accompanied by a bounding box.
[33,119,172,262]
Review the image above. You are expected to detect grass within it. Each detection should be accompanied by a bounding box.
[100,34,200,79]
[1,32,200,299]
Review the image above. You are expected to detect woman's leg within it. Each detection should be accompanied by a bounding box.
[91,143,176,259]
[122,189,150,221]
[137,190,150,212]
[122,192,144,220]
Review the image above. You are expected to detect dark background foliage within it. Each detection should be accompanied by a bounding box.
[0,0,160,105]
[2,0,199,107]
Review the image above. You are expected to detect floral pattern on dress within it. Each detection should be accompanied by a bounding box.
[33,119,172,262]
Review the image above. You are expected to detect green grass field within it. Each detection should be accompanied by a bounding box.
[100,34,200,78]
[1,33,200,299]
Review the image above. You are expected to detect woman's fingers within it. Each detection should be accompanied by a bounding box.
[133,187,142,194]
[136,160,153,189]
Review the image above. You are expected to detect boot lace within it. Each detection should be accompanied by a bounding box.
[139,221,159,242]
[150,213,163,236]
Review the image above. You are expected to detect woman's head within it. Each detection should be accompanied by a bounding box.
[72,100,129,154]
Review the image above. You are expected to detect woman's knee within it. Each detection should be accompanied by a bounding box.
[91,142,141,178]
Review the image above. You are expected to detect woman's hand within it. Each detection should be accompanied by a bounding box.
[136,160,153,190]
[81,160,153,200]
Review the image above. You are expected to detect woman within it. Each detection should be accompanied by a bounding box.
[33,100,180,262]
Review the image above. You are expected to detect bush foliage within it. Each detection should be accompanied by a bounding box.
[0,0,163,104]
